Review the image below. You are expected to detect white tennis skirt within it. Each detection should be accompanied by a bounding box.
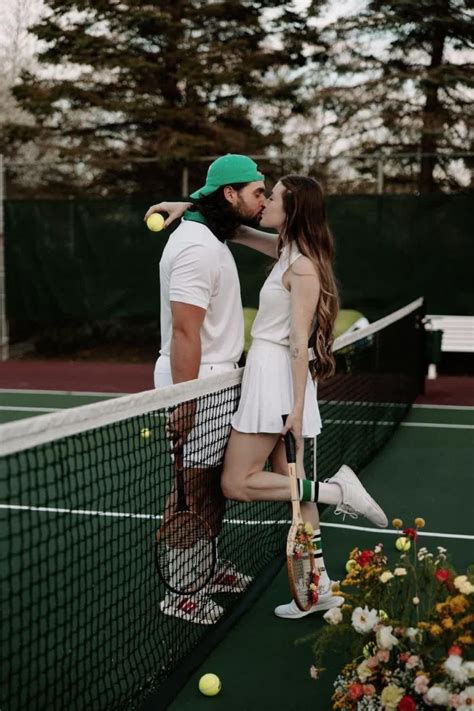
[231,339,322,437]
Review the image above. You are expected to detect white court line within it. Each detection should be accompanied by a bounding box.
[0,388,126,397]
[413,404,474,411]
[401,422,474,430]
[1,504,472,540]
[0,406,61,413]
[324,419,474,430]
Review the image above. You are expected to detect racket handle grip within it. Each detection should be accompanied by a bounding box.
[282,414,296,464]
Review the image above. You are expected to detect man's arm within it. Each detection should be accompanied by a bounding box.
[170,301,206,383]
[233,225,279,258]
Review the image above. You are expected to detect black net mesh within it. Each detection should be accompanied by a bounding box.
[0,300,425,710]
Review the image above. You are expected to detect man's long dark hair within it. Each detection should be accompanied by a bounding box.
[189,183,251,243]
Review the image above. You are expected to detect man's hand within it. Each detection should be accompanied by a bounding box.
[144,201,192,227]
[166,400,198,449]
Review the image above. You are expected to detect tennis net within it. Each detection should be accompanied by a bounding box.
[0,297,425,710]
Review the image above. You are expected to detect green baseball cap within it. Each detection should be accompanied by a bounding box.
[190,154,265,199]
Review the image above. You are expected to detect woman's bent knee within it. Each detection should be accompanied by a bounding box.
[221,472,249,501]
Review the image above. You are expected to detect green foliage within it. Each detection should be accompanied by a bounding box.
[9,0,308,196]
[304,0,474,192]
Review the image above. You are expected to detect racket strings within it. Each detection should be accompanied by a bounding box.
[156,512,216,594]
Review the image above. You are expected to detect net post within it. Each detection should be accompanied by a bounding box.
[0,154,8,361]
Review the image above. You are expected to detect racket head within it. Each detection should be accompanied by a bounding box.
[155,510,217,595]
[287,521,317,611]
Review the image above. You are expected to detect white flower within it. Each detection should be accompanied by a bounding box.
[437,546,447,554]
[351,606,380,634]
[380,571,394,583]
[418,546,428,557]
[454,575,474,595]
[426,685,450,706]
[413,596,420,605]
[394,567,407,576]
[376,625,399,650]
[323,606,343,625]
[357,660,373,681]
[406,627,422,642]
[444,655,469,683]
[459,686,474,710]
[374,544,383,553]
[465,661,474,678]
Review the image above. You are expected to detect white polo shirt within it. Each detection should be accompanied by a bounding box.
[158,215,244,366]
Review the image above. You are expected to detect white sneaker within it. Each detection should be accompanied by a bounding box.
[274,589,344,619]
[160,592,224,625]
[207,560,253,594]
[327,464,388,528]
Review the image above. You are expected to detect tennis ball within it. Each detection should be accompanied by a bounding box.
[198,673,221,696]
[395,536,411,552]
[140,427,151,439]
[146,213,165,232]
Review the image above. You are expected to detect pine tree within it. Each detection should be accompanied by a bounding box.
[304,0,474,192]
[11,0,307,196]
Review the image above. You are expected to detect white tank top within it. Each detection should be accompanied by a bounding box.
[251,243,304,347]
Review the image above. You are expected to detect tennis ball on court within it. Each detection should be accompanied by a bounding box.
[146,213,165,231]
[140,427,151,439]
[198,673,221,696]
[395,536,411,552]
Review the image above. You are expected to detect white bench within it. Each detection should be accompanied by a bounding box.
[425,315,474,378]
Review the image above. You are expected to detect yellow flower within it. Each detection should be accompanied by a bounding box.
[380,571,394,583]
[414,517,426,528]
[304,522,314,536]
[441,617,454,630]
[430,624,443,636]
[449,595,470,615]
[459,614,474,628]
[457,633,473,645]
[380,684,404,709]
[392,518,403,529]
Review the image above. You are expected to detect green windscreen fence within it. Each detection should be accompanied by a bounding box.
[5,194,473,336]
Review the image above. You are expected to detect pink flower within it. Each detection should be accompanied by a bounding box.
[376,649,390,663]
[399,652,410,663]
[448,645,463,656]
[309,665,319,680]
[406,655,420,669]
[448,694,462,708]
[363,684,376,697]
[413,674,430,695]
[367,656,379,669]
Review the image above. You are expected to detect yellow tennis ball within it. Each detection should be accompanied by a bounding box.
[395,536,411,552]
[146,213,165,231]
[140,427,151,439]
[198,673,221,696]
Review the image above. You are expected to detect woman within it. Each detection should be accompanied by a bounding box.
[146,176,387,619]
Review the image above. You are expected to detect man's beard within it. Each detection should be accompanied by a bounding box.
[228,203,262,234]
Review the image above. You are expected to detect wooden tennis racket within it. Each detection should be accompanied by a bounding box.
[155,446,216,595]
[282,415,319,611]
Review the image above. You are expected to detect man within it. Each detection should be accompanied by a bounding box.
[149,154,266,625]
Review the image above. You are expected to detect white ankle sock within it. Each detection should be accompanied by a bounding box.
[317,481,342,506]
[312,530,331,594]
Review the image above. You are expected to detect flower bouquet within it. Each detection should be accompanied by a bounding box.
[306,518,474,709]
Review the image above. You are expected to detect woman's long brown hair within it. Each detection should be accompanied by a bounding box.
[278,175,339,381]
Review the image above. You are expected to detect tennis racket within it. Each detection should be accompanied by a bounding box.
[155,446,216,595]
[282,415,319,611]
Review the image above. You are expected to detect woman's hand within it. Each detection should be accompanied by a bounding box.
[281,409,303,447]
[144,201,191,227]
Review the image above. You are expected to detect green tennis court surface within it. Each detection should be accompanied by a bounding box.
[167,404,474,711]
[1,387,472,709]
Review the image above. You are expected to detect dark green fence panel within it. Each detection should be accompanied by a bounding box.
[5,194,473,332]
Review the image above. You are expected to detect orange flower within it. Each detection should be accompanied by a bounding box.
[430,624,443,636]
[441,617,454,630]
